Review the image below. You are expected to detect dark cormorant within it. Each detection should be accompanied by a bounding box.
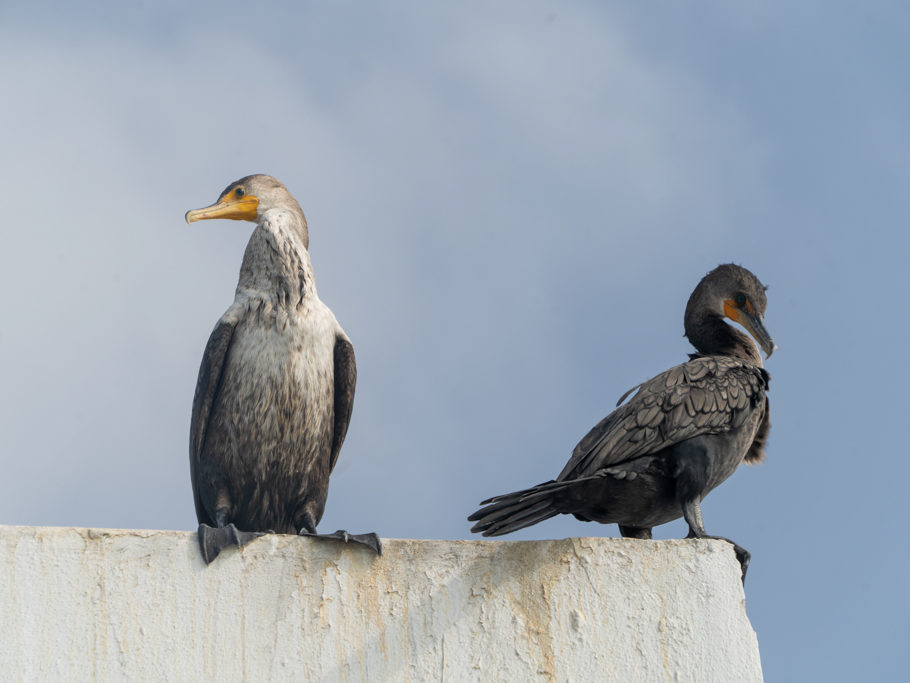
[468,264,775,581]
[186,174,380,563]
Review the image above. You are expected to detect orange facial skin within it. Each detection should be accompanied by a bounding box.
[185,191,260,223]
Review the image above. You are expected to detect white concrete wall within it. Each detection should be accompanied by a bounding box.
[0,525,762,682]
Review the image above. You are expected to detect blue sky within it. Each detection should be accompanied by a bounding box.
[1,2,906,679]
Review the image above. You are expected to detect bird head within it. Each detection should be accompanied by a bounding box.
[685,263,778,359]
[186,174,308,247]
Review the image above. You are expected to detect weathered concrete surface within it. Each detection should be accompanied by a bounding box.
[0,525,762,682]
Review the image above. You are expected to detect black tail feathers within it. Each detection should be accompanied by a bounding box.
[468,480,576,536]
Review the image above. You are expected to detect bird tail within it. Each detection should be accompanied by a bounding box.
[468,480,575,536]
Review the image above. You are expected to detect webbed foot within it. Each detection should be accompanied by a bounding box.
[727,540,751,583]
[298,528,383,555]
[681,499,750,584]
[197,523,267,564]
[686,529,750,584]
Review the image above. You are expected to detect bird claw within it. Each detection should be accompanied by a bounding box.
[709,537,750,584]
[732,544,751,584]
[197,523,267,564]
[689,533,750,584]
[199,524,383,563]
[298,528,383,555]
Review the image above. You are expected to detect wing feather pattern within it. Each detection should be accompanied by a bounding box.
[557,356,769,481]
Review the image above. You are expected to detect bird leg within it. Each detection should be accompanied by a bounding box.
[681,499,750,584]
[197,523,267,565]
[297,512,382,555]
[619,525,653,540]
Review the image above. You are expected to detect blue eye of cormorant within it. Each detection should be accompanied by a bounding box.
[735,293,747,307]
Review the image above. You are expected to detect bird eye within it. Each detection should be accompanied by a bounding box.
[735,293,747,307]
[234,188,244,198]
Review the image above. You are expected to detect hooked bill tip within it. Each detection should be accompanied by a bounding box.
[185,208,205,224]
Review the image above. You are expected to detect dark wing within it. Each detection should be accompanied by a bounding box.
[189,319,237,526]
[558,356,769,481]
[329,334,357,472]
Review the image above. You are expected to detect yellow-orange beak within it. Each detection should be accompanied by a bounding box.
[185,194,259,223]
[724,299,777,358]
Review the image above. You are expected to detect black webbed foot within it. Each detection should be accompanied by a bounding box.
[686,528,750,584]
[727,540,751,583]
[711,536,750,584]
[680,499,750,584]
[197,523,267,564]
[298,528,383,555]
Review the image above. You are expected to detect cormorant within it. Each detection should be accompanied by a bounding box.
[186,174,380,563]
[468,264,775,581]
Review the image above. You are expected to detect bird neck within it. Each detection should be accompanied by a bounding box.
[237,210,317,306]
[686,313,762,365]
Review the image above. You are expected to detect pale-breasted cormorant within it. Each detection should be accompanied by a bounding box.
[468,264,776,581]
[186,174,380,563]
